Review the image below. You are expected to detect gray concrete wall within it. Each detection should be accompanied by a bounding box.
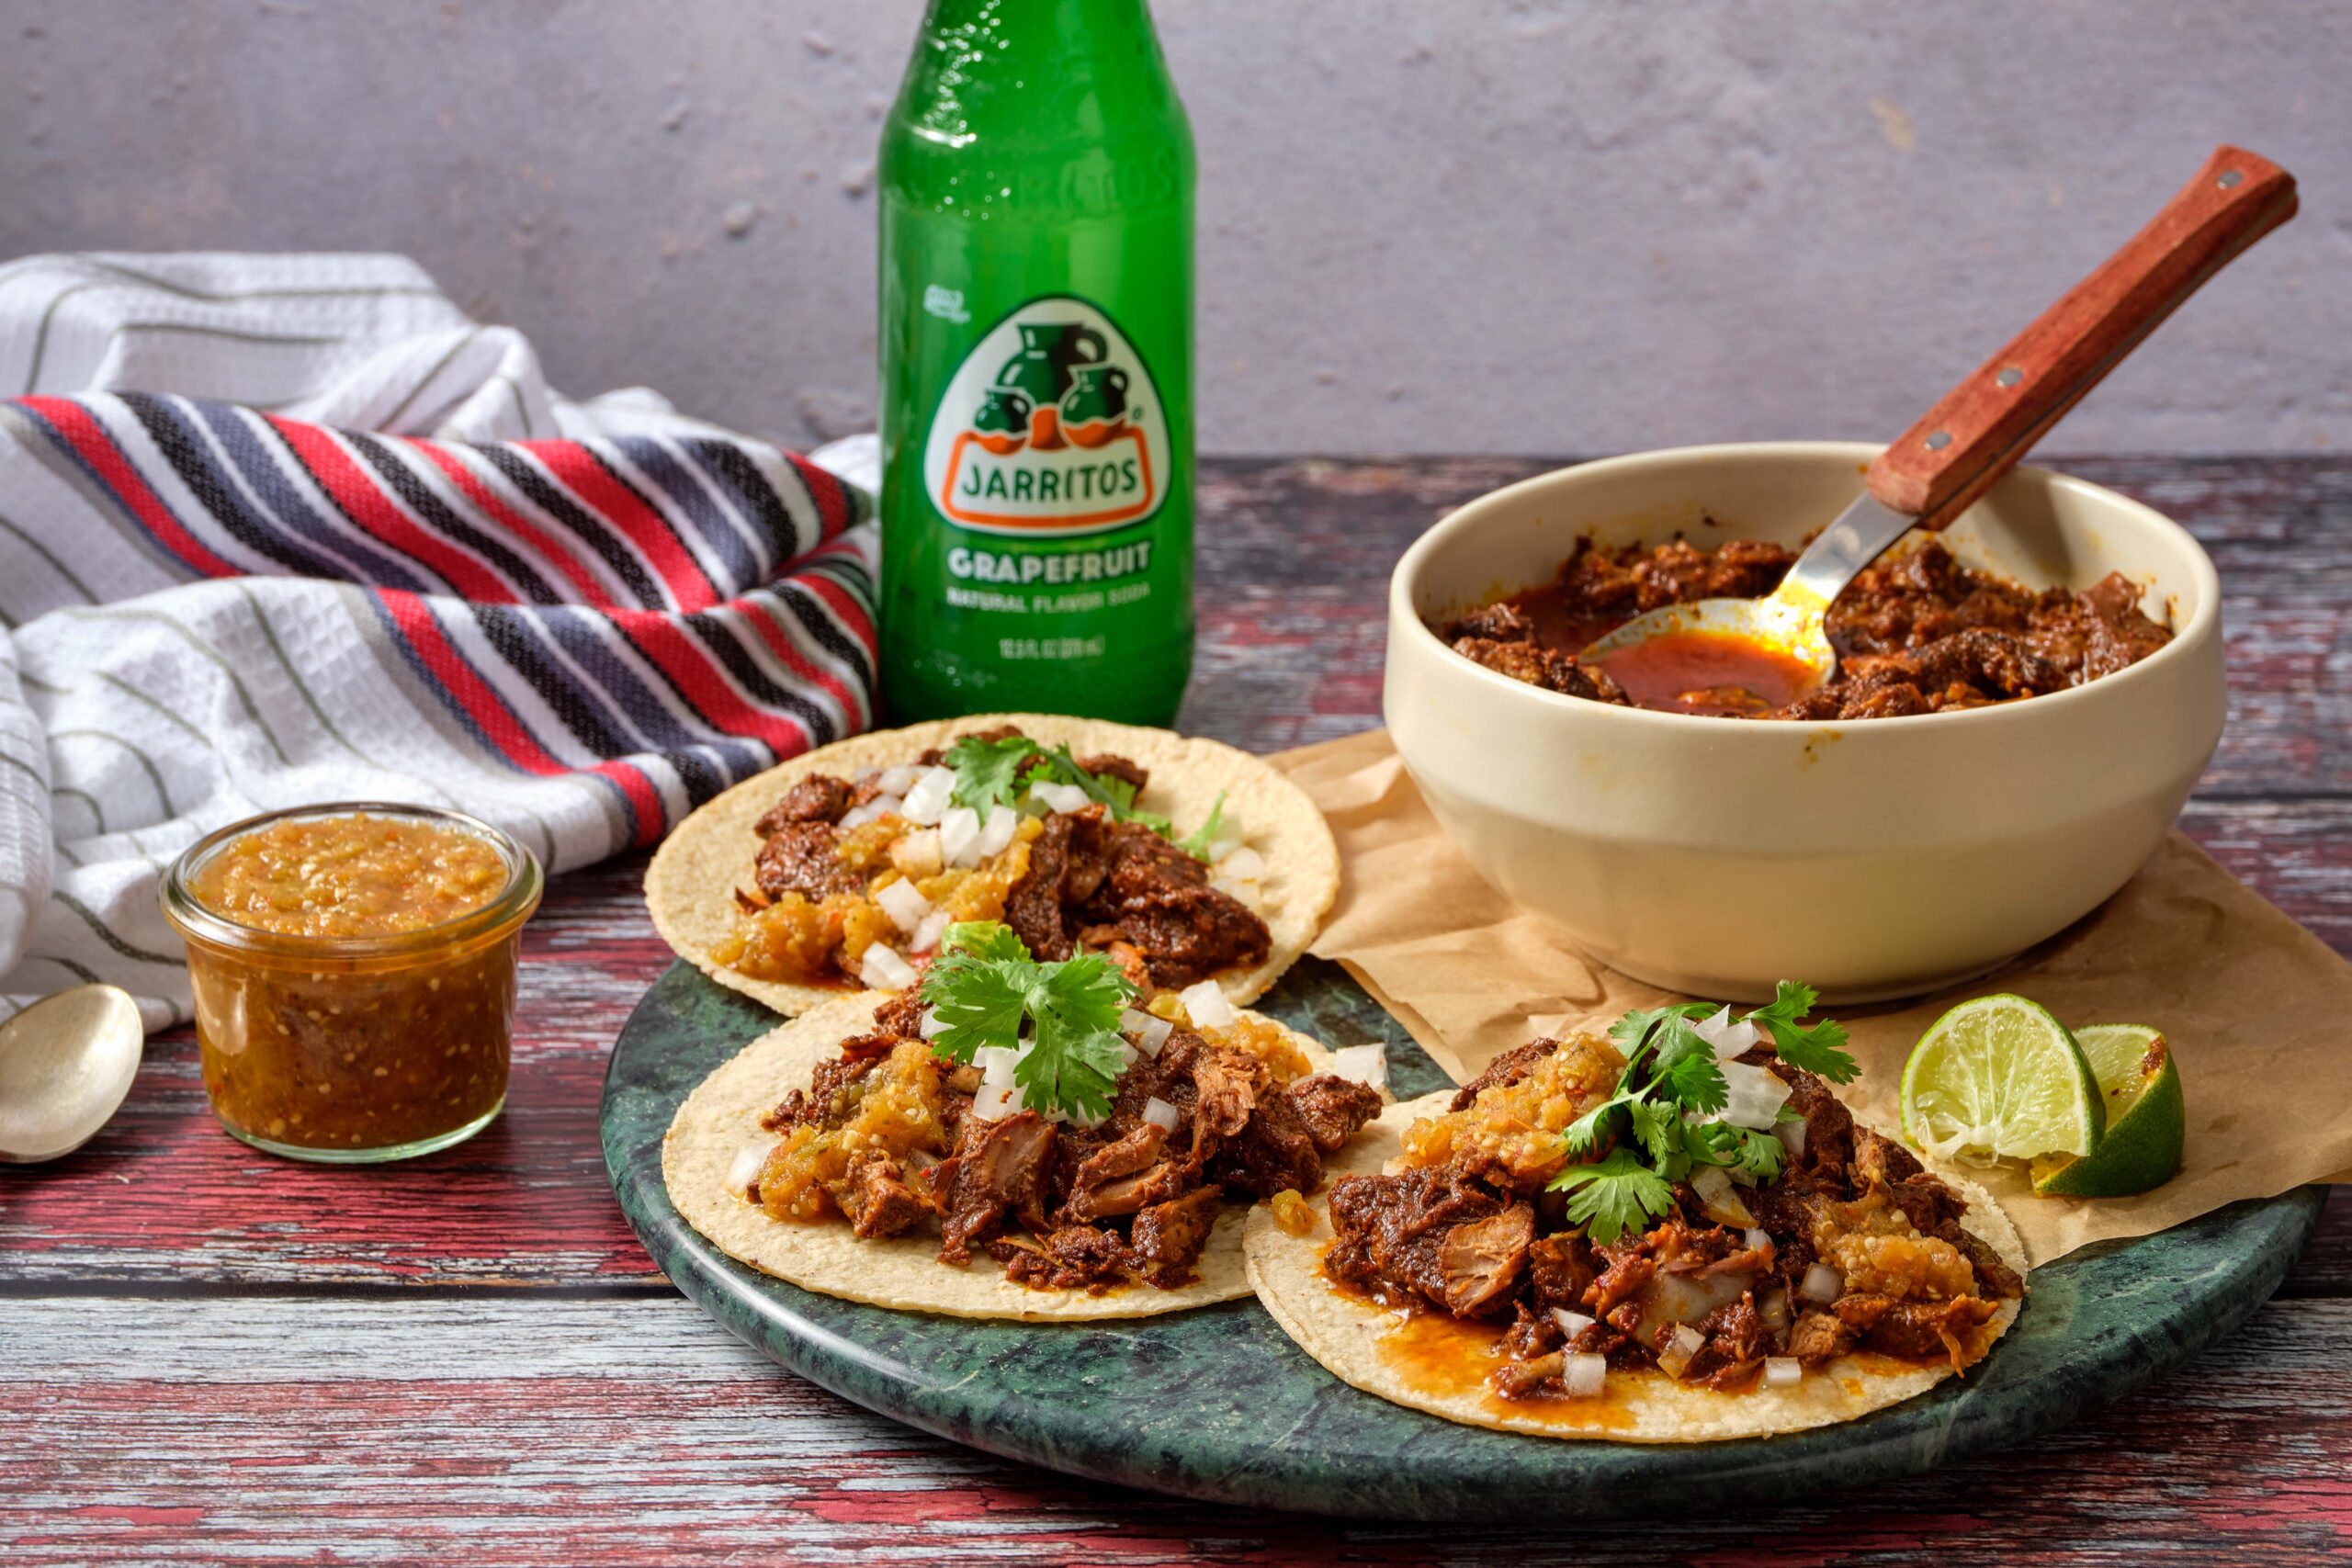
[2,1,2345,455]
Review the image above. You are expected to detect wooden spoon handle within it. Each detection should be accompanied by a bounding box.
[1868,144,2298,529]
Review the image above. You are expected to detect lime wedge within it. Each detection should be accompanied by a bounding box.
[2031,1024,2185,1197]
[1900,994,2104,1164]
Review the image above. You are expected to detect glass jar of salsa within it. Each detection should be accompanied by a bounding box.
[161,804,542,1163]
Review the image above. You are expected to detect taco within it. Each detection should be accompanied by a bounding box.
[664,926,1390,1319]
[647,714,1338,1018]
[1244,999,2026,1442]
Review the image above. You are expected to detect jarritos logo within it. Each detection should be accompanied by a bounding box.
[923,295,1170,536]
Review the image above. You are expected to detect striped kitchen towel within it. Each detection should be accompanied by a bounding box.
[0,252,878,1029]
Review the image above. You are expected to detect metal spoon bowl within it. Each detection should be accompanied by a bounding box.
[0,984,145,1163]
[1582,492,1912,684]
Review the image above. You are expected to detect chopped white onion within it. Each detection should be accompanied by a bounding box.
[1692,1003,1760,1060]
[858,943,919,991]
[1143,1097,1180,1134]
[975,1044,1023,1087]
[1120,1008,1156,1037]
[889,828,944,879]
[1763,1357,1804,1389]
[1717,1059,1793,1130]
[1776,1116,1808,1160]
[839,795,899,829]
[1758,1285,1792,1331]
[1178,979,1236,1031]
[1636,1272,1752,1344]
[975,805,1018,859]
[1742,1227,1772,1253]
[939,805,983,868]
[1133,1013,1174,1057]
[970,1082,1021,1122]
[1329,1043,1388,1090]
[1217,845,1267,882]
[1559,1351,1607,1399]
[900,766,956,826]
[1200,809,1247,863]
[1657,1324,1706,1380]
[1801,1261,1843,1303]
[727,1142,771,1192]
[874,877,932,935]
[1551,1307,1594,1339]
[877,765,921,797]
[1690,1162,1756,1227]
[1030,781,1092,815]
[910,908,950,955]
[919,1007,948,1040]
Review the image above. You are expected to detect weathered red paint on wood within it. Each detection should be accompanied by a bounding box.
[4,1296,2348,1564]
[6,455,2347,1562]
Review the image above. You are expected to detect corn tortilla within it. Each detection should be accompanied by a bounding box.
[647,713,1340,1017]
[1243,1090,2027,1442]
[665,990,1351,1319]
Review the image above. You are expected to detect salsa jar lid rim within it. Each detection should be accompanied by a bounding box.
[161,802,544,956]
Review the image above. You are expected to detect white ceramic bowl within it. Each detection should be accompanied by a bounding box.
[1384,442,2225,1003]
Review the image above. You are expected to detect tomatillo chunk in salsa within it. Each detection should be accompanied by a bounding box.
[162,805,542,1164]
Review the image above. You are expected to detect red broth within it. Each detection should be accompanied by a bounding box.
[1589,630,1820,716]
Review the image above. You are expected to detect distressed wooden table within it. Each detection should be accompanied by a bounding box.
[5,456,2346,1565]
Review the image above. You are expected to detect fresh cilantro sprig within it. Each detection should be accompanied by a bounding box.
[941,735,1181,842]
[1746,980,1857,1083]
[1544,982,1849,1244]
[917,920,1136,1122]
[942,736,1040,814]
[1022,744,1176,835]
[1549,1149,1673,1243]
[1174,791,1228,860]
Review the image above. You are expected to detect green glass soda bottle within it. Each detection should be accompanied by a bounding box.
[877,0,1194,724]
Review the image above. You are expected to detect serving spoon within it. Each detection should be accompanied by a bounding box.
[1584,144,2299,700]
[0,984,145,1163]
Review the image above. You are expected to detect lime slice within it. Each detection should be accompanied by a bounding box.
[2031,1024,2185,1197]
[1900,994,2104,1164]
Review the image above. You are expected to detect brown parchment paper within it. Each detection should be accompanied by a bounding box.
[1276,728,2352,1266]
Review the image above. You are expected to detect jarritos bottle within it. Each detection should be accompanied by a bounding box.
[877,0,1194,723]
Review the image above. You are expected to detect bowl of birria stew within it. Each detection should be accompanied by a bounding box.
[1384,442,2223,1002]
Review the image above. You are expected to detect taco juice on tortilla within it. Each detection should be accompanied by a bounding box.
[1245,995,2026,1440]
[648,714,1338,1017]
[663,924,1389,1317]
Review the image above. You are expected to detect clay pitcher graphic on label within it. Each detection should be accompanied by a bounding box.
[996,323,1106,450]
[926,294,1170,537]
[971,388,1031,455]
[1059,364,1130,448]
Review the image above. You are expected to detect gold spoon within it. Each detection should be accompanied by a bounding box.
[0,984,145,1163]
[1585,144,2299,697]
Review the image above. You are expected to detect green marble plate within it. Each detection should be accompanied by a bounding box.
[601,956,2321,1521]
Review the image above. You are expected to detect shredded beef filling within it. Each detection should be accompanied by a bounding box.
[751,821,864,901]
[758,997,1384,1293]
[1005,806,1271,987]
[1441,536,2173,720]
[1327,1044,2020,1397]
[735,727,1271,989]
